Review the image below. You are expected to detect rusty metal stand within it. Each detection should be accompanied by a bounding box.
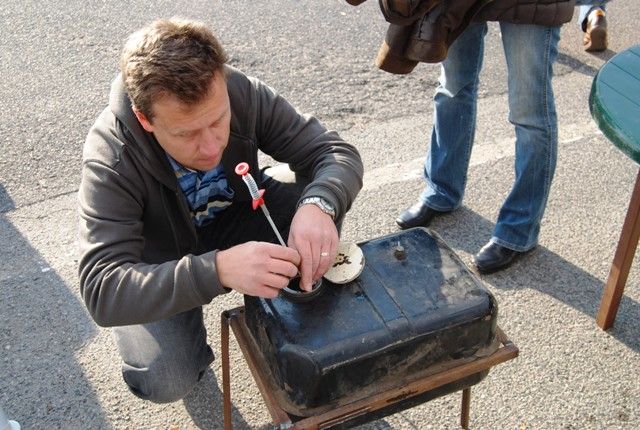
[221,307,518,430]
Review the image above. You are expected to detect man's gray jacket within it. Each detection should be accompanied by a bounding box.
[78,66,363,327]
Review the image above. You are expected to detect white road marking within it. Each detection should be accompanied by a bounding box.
[362,121,602,191]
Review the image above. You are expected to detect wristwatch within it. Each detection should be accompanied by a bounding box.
[299,196,336,220]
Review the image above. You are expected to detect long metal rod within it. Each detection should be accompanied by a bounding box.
[461,388,471,429]
[227,308,293,425]
[260,205,286,246]
[237,164,287,247]
[221,311,233,430]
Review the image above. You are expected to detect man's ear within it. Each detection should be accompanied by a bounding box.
[133,109,154,133]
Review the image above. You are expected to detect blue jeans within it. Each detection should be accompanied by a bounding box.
[420,22,560,252]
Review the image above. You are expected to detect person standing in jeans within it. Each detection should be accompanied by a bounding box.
[396,0,575,274]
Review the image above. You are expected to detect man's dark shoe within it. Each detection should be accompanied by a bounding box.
[396,202,447,229]
[474,241,527,274]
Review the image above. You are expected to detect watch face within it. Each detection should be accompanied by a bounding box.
[303,197,335,217]
[319,199,335,216]
[319,199,334,212]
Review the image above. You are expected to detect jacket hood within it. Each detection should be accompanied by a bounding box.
[108,74,178,190]
[109,74,142,136]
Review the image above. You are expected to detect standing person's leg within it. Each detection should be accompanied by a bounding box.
[578,2,608,29]
[475,22,560,273]
[396,22,487,229]
[579,5,594,29]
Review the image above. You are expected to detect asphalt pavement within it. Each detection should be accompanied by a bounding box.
[1,1,639,429]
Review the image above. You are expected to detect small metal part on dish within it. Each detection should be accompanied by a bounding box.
[323,242,365,284]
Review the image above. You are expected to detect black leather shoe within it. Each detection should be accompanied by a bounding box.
[396,202,448,230]
[474,241,527,274]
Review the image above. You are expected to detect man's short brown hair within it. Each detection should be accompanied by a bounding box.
[120,18,228,121]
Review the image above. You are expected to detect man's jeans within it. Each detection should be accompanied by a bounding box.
[420,21,560,252]
[113,166,310,403]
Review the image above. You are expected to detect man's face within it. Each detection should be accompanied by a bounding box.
[135,73,231,172]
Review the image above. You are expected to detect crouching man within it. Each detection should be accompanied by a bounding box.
[77,18,363,403]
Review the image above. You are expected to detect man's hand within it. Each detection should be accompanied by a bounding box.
[216,241,300,298]
[288,204,339,292]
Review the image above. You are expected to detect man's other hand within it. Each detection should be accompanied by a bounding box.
[216,242,300,298]
[288,204,339,292]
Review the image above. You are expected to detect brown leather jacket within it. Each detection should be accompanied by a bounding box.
[348,0,576,74]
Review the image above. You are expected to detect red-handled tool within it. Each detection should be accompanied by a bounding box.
[235,162,286,246]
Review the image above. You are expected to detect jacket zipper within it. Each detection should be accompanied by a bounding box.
[160,183,198,256]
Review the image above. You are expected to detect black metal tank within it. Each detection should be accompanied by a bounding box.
[244,227,498,417]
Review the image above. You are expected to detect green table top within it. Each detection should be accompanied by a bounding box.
[590,44,640,164]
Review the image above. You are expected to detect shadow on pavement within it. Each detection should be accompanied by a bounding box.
[432,207,639,353]
[0,196,108,427]
[0,184,15,213]
[183,367,251,429]
[1,188,250,429]
[556,50,617,77]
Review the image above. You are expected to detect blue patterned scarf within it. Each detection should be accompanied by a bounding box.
[167,156,235,227]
